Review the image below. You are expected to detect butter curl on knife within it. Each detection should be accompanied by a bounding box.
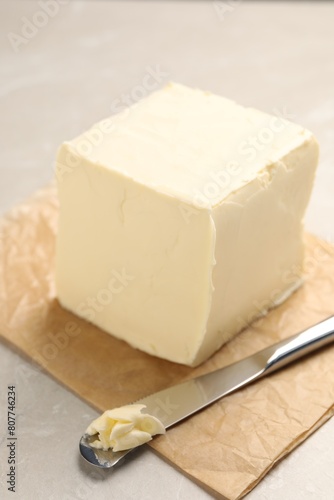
[85,404,166,452]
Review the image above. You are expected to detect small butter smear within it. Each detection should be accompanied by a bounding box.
[85,404,166,451]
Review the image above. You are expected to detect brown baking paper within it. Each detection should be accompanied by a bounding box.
[0,183,333,499]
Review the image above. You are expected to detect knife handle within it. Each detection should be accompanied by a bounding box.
[263,315,334,375]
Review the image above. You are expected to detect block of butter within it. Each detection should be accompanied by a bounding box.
[55,83,318,366]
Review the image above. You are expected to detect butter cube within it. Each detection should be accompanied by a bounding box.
[55,83,318,366]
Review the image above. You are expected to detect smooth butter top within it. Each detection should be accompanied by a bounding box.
[67,82,312,208]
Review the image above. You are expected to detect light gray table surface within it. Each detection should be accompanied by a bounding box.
[1,1,334,499]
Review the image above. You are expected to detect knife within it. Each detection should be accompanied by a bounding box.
[80,315,334,468]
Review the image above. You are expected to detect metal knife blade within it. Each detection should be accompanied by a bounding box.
[80,315,334,468]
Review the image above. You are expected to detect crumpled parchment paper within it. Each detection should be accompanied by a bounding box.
[0,183,333,499]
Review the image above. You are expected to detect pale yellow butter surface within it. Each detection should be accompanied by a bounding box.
[86,404,165,452]
[55,83,318,366]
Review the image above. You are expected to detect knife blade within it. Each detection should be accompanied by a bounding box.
[80,315,334,468]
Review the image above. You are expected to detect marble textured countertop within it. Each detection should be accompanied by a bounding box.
[1,1,334,498]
